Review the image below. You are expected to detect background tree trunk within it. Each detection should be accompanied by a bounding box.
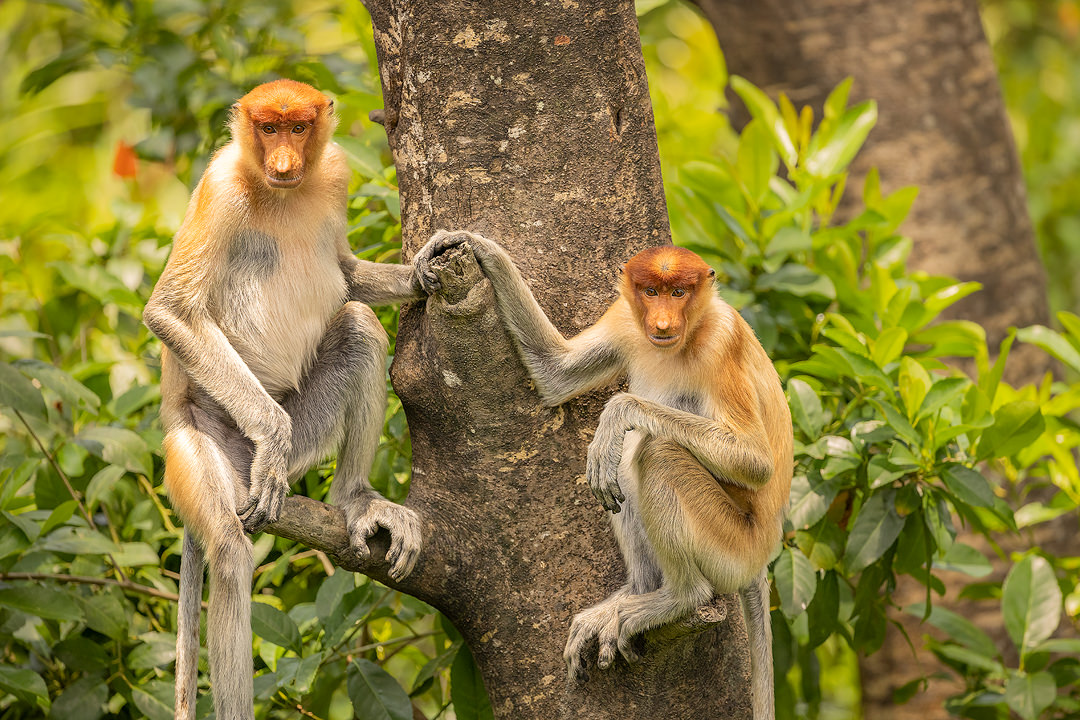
[694,0,1051,384]
[342,1,752,717]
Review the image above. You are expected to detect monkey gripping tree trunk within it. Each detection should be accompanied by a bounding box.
[349,0,749,717]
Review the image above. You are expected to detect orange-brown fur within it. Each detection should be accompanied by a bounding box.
[442,232,792,719]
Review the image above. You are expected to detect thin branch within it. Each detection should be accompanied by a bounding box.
[13,409,130,584]
[0,571,206,609]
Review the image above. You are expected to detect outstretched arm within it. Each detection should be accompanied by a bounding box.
[419,231,625,406]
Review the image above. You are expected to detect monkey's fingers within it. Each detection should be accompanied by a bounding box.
[616,629,641,664]
[239,478,288,534]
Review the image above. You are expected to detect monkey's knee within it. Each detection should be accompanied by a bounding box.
[339,301,389,355]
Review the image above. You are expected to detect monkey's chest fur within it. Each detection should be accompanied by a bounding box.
[215,224,346,398]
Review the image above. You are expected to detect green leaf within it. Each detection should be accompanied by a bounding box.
[922,282,982,316]
[14,359,100,414]
[315,569,355,623]
[347,658,413,720]
[941,465,995,508]
[75,426,152,476]
[796,517,846,571]
[932,643,1003,673]
[844,489,904,573]
[805,100,877,176]
[251,601,302,655]
[450,644,495,720]
[0,666,50,712]
[757,264,836,299]
[976,400,1045,461]
[1017,324,1080,374]
[131,680,173,720]
[0,584,82,621]
[787,378,823,438]
[0,362,46,419]
[1003,556,1062,655]
[937,542,992,578]
[916,377,970,423]
[412,642,462,696]
[78,590,128,640]
[787,473,842,530]
[335,136,388,179]
[52,262,143,313]
[765,227,812,257]
[48,676,107,720]
[871,327,907,368]
[39,527,119,556]
[85,465,126,510]
[729,76,797,167]
[1005,671,1057,720]
[806,570,839,649]
[823,77,853,120]
[128,633,177,670]
[773,547,817,617]
[737,119,779,204]
[905,603,997,657]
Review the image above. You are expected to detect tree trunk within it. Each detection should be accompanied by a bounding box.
[694,0,1051,383]
[351,1,750,717]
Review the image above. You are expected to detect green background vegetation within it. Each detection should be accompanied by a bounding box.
[1,1,1078,719]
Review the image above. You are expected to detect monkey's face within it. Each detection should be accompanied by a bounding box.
[636,285,694,349]
[254,119,316,189]
[233,80,336,190]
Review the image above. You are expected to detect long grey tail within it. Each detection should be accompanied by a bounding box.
[175,530,205,720]
[739,570,775,720]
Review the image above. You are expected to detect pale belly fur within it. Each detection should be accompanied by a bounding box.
[218,230,347,398]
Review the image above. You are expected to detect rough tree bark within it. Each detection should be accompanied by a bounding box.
[694,0,1051,383]
[271,1,753,718]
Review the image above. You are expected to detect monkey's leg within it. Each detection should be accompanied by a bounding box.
[164,419,255,720]
[613,438,766,661]
[281,302,421,580]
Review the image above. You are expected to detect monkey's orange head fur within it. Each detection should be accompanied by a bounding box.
[621,246,716,350]
[231,79,337,189]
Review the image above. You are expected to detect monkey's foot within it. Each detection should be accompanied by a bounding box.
[343,498,422,581]
[415,230,472,294]
[564,596,624,682]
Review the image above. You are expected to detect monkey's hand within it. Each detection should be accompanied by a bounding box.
[414,230,471,294]
[587,406,629,513]
[239,418,292,533]
[344,497,422,582]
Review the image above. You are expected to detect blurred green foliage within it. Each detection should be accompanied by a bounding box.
[983,0,1080,316]
[1,1,1078,720]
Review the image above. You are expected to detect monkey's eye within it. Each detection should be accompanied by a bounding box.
[644,288,658,297]
[261,125,276,134]
[672,289,685,298]
[292,124,306,134]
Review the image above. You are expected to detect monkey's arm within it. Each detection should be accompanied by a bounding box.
[340,255,422,305]
[421,231,624,406]
[143,289,290,530]
[589,393,773,512]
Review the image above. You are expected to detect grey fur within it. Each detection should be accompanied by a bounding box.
[149,204,446,719]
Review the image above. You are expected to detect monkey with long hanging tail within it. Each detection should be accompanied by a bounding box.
[146,80,448,720]
[418,232,792,720]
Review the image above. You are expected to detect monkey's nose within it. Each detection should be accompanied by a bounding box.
[655,318,670,330]
[268,147,300,175]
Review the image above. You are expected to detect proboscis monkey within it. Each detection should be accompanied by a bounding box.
[417,232,792,720]
[145,80,444,720]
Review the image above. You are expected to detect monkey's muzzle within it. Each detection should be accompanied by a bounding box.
[265,146,304,188]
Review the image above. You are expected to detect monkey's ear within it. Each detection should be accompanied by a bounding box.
[707,268,716,280]
[618,264,625,275]
[326,98,334,111]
